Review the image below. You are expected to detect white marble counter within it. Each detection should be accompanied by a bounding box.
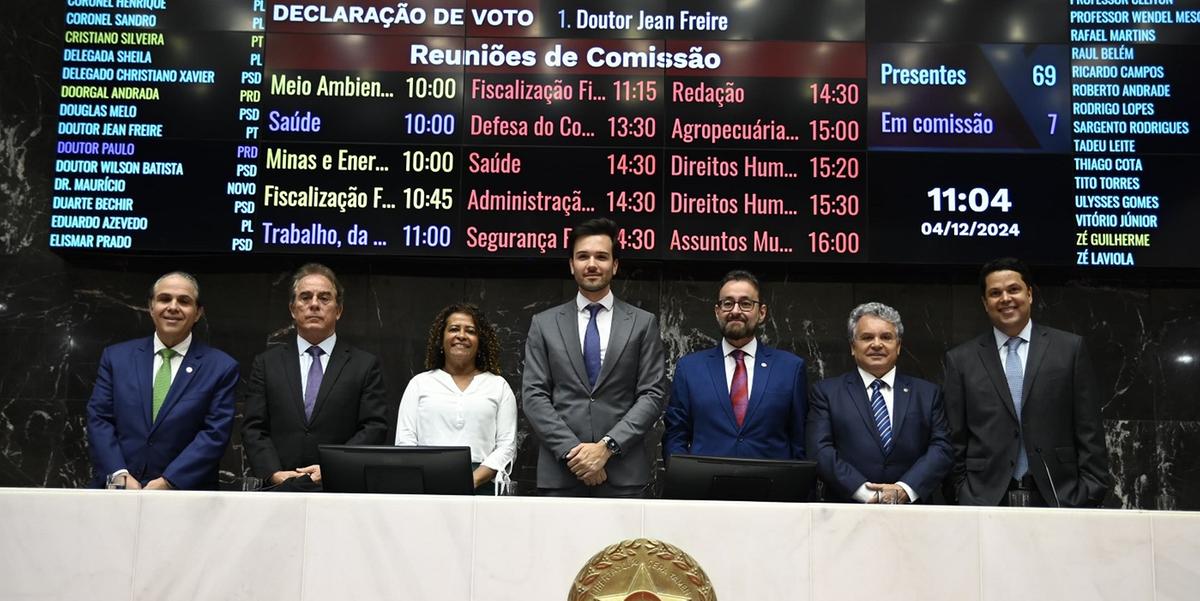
[0,489,1195,601]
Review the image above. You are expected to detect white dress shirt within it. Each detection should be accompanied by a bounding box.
[851,366,917,503]
[395,370,518,475]
[151,332,192,386]
[994,320,1034,372]
[298,333,336,400]
[721,337,758,394]
[576,291,614,363]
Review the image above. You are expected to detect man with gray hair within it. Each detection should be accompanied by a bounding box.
[242,263,389,491]
[807,302,953,503]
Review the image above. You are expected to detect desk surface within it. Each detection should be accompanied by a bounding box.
[1,488,1196,601]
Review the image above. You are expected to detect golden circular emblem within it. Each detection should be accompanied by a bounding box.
[567,538,716,601]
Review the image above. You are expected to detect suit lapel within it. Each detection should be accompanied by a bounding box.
[976,333,1019,421]
[891,373,911,437]
[594,300,633,390]
[742,344,772,427]
[1021,325,1051,412]
[705,347,738,430]
[554,302,591,390]
[845,373,886,454]
[150,342,203,431]
[283,340,306,421]
[136,337,155,429]
[311,341,350,423]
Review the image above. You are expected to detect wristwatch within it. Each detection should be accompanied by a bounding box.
[600,435,621,455]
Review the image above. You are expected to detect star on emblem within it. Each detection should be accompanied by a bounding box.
[594,564,691,601]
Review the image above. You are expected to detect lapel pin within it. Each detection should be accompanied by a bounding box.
[760,362,767,368]
[185,366,194,374]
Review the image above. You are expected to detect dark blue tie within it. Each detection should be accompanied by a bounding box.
[870,379,893,455]
[304,345,324,421]
[584,303,602,389]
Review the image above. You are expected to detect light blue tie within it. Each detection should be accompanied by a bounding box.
[870,379,893,455]
[583,304,602,389]
[1005,337,1029,479]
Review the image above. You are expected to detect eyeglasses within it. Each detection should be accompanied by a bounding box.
[716,298,762,312]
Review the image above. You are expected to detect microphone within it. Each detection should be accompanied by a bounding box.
[1035,448,1062,508]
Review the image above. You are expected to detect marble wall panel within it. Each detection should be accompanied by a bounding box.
[1152,511,1200,601]
[472,496,643,600]
[0,489,140,600]
[810,504,981,601]
[304,494,476,601]
[1106,419,1159,510]
[1151,288,1200,422]
[1157,421,1200,511]
[979,508,1154,601]
[643,499,811,600]
[132,491,309,601]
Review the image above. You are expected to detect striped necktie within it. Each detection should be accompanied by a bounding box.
[870,379,893,454]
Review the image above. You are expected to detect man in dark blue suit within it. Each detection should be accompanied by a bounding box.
[808,302,953,503]
[664,270,807,460]
[87,272,239,490]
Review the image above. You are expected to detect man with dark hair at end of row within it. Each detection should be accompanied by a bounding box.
[522,218,668,498]
[87,271,239,490]
[241,263,389,491]
[943,257,1110,507]
[664,270,807,462]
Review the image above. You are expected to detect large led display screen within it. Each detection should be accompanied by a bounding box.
[48,0,1200,267]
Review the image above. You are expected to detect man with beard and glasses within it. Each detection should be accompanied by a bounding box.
[663,270,807,461]
[522,218,668,497]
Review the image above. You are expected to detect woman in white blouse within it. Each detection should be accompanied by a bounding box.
[395,303,517,494]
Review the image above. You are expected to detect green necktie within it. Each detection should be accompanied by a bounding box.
[152,347,177,422]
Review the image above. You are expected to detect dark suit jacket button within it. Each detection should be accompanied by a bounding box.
[1014,431,1020,438]
[737,437,743,442]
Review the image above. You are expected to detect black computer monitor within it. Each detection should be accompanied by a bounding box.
[663,454,817,502]
[318,445,474,495]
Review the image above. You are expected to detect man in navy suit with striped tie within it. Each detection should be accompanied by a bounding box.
[807,302,953,503]
[664,270,807,461]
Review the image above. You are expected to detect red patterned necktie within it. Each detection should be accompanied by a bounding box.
[730,349,748,427]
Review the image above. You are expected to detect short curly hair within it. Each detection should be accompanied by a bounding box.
[424,303,502,374]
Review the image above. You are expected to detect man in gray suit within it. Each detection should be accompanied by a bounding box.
[522,218,668,497]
